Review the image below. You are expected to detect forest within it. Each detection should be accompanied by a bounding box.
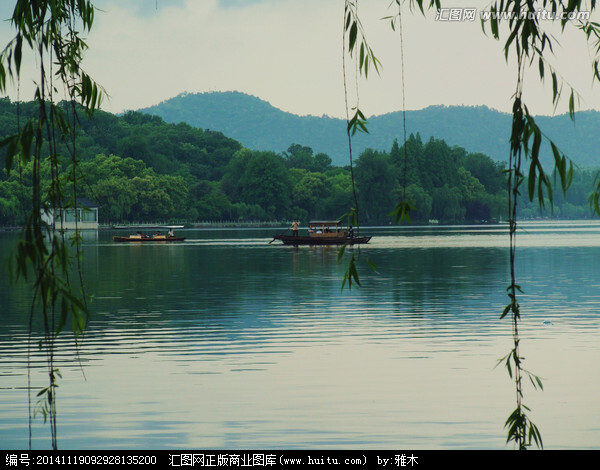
[0,97,596,226]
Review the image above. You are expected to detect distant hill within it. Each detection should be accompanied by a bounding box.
[138,91,600,167]
[139,92,347,163]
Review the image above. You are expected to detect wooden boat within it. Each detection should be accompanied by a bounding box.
[113,226,185,243]
[113,234,185,242]
[272,220,371,246]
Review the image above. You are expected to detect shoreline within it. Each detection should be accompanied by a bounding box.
[1,221,288,231]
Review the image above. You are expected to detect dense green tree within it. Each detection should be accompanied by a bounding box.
[0,179,24,225]
[390,136,421,187]
[191,180,233,221]
[315,169,353,220]
[284,143,315,170]
[404,183,432,222]
[292,171,329,216]
[356,149,398,224]
[457,167,486,203]
[422,137,460,190]
[91,177,136,222]
[236,151,291,218]
[314,153,333,173]
[431,184,464,223]
[460,152,506,194]
[221,148,253,201]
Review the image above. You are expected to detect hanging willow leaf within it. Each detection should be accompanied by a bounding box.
[388,200,415,224]
[529,422,544,448]
[0,0,101,450]
[344,1,381,79]
[349,21,358,52]
[347,108,369,135]
[366,258,378,273]
[341,253,361,291]
[339,207,359,228]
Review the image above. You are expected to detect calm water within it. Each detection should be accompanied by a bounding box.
[1,222,599,449]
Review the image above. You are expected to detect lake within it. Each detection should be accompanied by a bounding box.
[1,222,599,449]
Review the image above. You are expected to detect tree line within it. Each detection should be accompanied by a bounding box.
[0,97,596,226]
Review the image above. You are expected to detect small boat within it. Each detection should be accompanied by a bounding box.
[272,220,371,246]
[113,226,185,243]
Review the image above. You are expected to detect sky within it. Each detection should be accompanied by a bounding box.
[1,0,600,118]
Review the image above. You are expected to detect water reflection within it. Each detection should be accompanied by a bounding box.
[0,224,599,449]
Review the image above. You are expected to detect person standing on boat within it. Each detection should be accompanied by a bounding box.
[292,219,299,237]
[349,226,354,238]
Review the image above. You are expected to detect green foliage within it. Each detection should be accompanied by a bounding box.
[345,0,600,450]
[355,137,508,225]
[355,149,397,222]
[347,108,369,136]
[389,200,415,224]
[284,144,314,170]
[4,94,597,227]
[292,171,328,214]
[337,212,363,291]
[5,0,598,452]
[477,0,600,448]
[344,1,382,79]
[339,250,361,290]
[223,150,291,219]
[0,99,246,224]
[1,0,103,449]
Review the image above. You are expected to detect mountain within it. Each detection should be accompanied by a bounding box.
[139,91,347,163]
[138,91,600,167]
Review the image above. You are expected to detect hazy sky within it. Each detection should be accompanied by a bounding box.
[1,0,600,118]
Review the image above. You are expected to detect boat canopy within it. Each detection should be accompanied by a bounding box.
[308,220,346,235]
[308,220,343,229]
